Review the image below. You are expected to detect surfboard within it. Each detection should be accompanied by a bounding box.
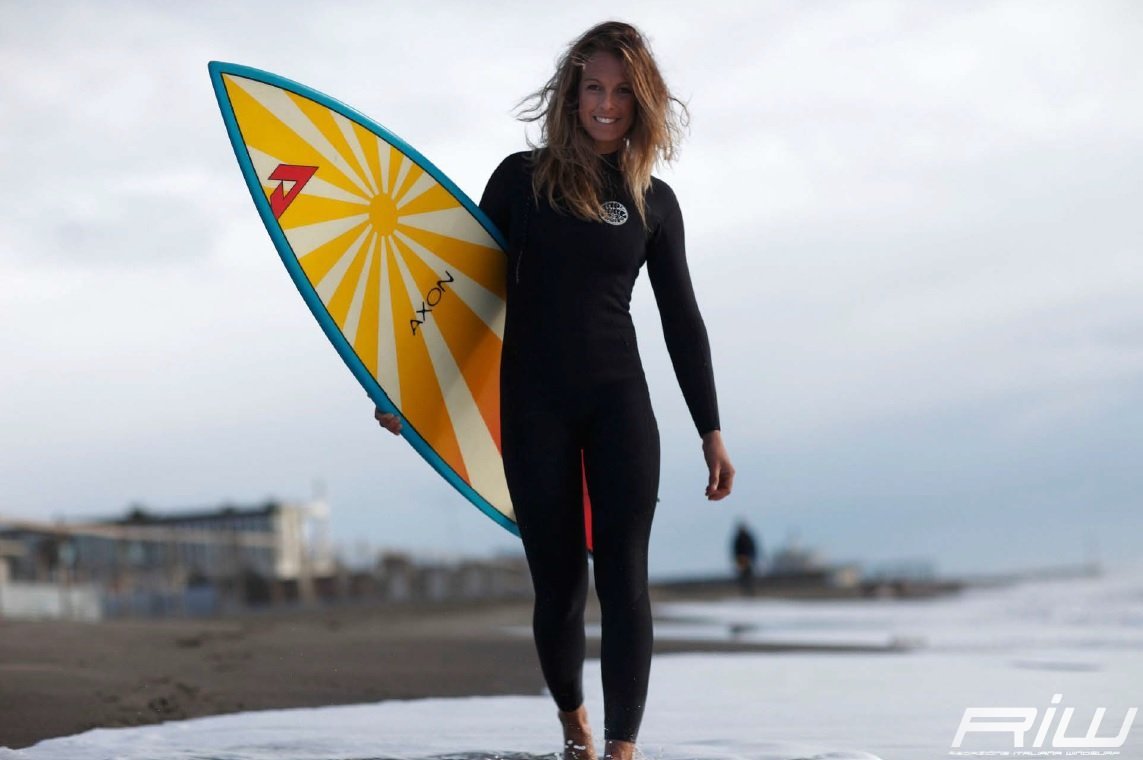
[207,61,519,536]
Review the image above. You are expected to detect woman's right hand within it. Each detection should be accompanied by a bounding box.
[374,407,402,435]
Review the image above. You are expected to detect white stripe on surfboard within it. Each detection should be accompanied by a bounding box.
[230,77,372,198]
[390,154,413,203]
[392,253,513,518]
[394,170,436,209]
[376,136,393,195]
[286,213,369,259]
[398,207,499,248]
[375,236,401,408]
[313,225,371,303]
[248,146,367,205]
[392,228,505,340]
[341,237,375,345]
[331,111,379,196]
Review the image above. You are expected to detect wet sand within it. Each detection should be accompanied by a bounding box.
[0,588,899,750]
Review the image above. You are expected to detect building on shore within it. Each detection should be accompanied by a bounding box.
[0,503,532,621]
[371,551,532,603]
[0,538,22,585]
[0,500,334,619]
[765,540,862,590]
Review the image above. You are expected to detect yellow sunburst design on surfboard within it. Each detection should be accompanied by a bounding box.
[220,73,512,522]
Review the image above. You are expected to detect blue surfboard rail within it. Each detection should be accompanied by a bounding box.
[207,60,519,538]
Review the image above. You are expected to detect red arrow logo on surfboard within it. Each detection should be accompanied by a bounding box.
[268,164,318,219]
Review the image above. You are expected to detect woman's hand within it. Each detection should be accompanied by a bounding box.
[701,429,734,500]
[374,407,402,435]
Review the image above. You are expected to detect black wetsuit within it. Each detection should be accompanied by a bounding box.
[479,150,720,743]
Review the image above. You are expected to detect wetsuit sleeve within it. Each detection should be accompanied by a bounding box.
[478,154,519,240]
[646,192,721,436]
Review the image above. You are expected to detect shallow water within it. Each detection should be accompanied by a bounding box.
[3,563,1141,760]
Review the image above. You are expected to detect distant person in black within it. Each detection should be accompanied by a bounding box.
[732,521,760,596]
[377,21,734,760]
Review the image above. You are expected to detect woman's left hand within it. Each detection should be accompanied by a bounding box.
[701,430,735,500]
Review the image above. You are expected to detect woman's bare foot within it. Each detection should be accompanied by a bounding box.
[557,705,597,760]
[603,739,637,760]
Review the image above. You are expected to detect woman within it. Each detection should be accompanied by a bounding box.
[377,20,734,760]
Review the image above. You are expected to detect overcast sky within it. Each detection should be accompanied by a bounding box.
[1,0,1140,579]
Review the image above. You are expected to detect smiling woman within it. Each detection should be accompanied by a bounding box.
[508,21,690,232]
[577,53,634,154]
[426,20,735,760]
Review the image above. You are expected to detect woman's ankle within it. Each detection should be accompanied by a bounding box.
[558,705,597,760]
[603,739,637,760]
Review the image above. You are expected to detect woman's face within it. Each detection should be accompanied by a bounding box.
[577,51,635,154]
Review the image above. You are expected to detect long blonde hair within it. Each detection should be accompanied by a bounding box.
[515,21,689,229]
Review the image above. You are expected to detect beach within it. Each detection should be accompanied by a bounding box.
[0,585,897,751]
[0,598,541,750]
